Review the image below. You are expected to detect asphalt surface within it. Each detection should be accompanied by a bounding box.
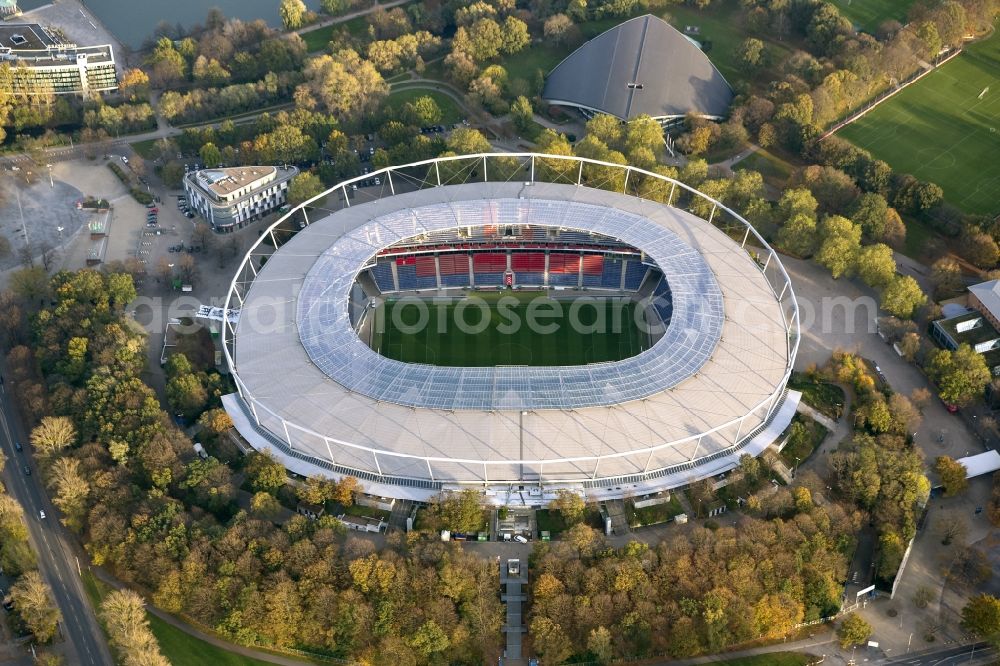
[0,372,112,665]
[886,642,993,665]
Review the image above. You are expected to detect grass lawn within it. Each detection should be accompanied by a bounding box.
[300,6,393,53]
[829,0,917,32]
[780,414,829,469]
[536,508,603,535]
[131,138,157,159]
[341,504,391,521]
[82,572,278,666]
[705,653,817,666]
[385,88,463,125]
[901,213,938,261]
[734,148,795,188]
[370,291,652,366]
[627,495,684,527]
[838,26,1000,216]
[788,372,845,420]
[660,0,794,86]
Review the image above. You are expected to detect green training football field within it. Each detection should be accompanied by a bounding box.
[369,292,652,366]
[838,28,1000,216]
[829,0,917,33]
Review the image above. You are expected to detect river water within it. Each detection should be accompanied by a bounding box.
[20,0,322,48]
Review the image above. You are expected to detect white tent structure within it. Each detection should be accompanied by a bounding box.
[956,450,1000,479]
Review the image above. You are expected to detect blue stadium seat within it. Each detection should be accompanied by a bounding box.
[623,262,648,290]
[514,272,545,286]
[473,272,504,286]
[601,258,623,288]
[369,262,395,293]
[397,265,437,290]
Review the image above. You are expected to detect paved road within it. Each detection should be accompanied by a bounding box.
[885,642,993,665]
[0,372,112,664]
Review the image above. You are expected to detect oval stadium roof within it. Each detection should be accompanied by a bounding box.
[541,14,733,121]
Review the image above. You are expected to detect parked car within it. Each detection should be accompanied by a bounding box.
[145,202,156,209]
[14,441,21,451]
[513,534,528,544]
[120,155,129,164]
[22,465,30,476]
[38,510,45,520]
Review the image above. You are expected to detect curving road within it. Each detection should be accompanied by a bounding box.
[0,367,112,665]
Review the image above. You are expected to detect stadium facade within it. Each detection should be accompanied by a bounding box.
[222,154,800,504]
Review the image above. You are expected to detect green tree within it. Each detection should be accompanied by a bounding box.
[930,257,963,296]
[279,0,308,29]
[776,213,818,257]
[815,215,861,278]
[446,127,492,154]
[199,142,222,169]
[510,95,533,134]
[288,172,324,204]
[927,344,990,406]
[881,275,926,319]
[856,243,897,289]
[850,192,889,240]
[404,95,442,126]
[246,451,287,494]
[837,613,872,648]
[500,16,530,54]
[409,619,450,657]
[961,594,1000,639]
[736,38,767,74]
[935,456,969,497]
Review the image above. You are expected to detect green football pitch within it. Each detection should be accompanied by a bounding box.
[838,28,1000,216]
[830,0,916,33]
[368,292,653,366]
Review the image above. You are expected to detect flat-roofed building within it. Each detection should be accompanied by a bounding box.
[183,165,298,233]
[0,23,116,95]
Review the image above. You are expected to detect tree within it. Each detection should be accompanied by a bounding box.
[100,589,169,666]
[551,490,585,525]
[935,456,969,497]
[446,127,491,154]
[409,619,450,658]
[961,594,1000,640]
[197,408,233,435]
[199,142,222,169]
[46,457,90,532]
[118,68,150,101]
[30,416,76,458]
[543,14,576,45]
[296,474,333,505]
[776,213,818,257]
[500,16,530,55]
[856,243,897,289]
[815,215,861,278]
[288,172,324,205]
[246,451,287,494]
[736,38,767,74]
[927,344,990,406]
[881,275,926,319]
[10,571,61,643]
[587,626,614,663]
[330,476,360,506]
[297,51,388,122]
[837,613,872,648]
[510,95,533,134]
[250,491,284,521]
[279,0,308,29]
[850,192,890,240]
[931,257,963,296]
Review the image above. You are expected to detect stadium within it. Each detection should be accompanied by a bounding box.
[221,154,801,503]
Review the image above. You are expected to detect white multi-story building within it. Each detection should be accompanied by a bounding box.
[183,165,298,233]
[0,24,117,95]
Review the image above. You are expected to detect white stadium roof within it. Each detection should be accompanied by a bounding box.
[226,175,795,493]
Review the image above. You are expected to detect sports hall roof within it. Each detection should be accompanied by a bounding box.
[541,14,733,121]
[230,182,790,483]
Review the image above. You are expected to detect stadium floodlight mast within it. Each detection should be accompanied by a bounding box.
[221,153,800,501]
